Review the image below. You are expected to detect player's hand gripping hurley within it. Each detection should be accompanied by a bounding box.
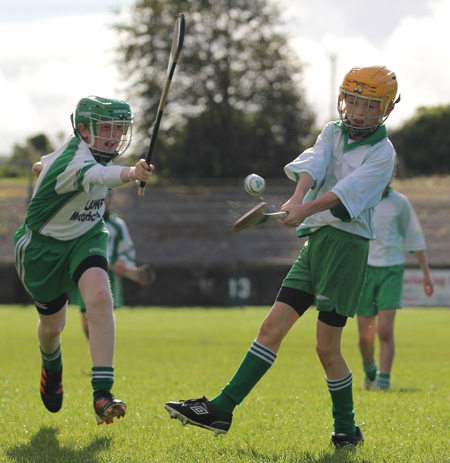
[138,13,185,197]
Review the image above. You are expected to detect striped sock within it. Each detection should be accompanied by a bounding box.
[375,372,391,389]
[91,367,114,396]
[40,345,62,372]
[363,360,377,382]
[326,372,356,435]
[210,341,277,414]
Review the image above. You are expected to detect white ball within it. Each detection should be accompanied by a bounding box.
[244,174,265,195]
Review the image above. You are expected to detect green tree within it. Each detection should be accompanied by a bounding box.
[390,105,450,176]
[114,0,315,178]
[2,134,54,179]
[11,134,54,164]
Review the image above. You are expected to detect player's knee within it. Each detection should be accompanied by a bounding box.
[378,326,393,343]
[359,332,372,345]
[258,317,285,344]
[315,340,341,366]
[85,287,113,311]
[40,320,65,337]
[315,343,330,363]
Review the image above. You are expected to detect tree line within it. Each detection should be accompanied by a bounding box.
[5,0,450,178]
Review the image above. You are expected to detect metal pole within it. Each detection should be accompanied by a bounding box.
[329,53,337,121]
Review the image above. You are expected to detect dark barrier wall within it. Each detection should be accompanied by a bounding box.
[2,262,290,307]
[3,179,449,307]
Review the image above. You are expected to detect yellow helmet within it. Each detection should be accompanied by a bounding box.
[338,65,399,137]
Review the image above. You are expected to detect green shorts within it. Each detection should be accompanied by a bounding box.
[15,222,108,303]
[282,226,369,318]
[356,265,404,316]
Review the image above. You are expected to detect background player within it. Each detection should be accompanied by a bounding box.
[15,95,153,425]
[165,65,399,448]
[357,164,434,390]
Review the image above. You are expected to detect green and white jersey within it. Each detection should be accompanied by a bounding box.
[368,188,426,267]
[25,136,127,241]
[105,212,136,308]
[284,121,395,239]
[105,212,136,268]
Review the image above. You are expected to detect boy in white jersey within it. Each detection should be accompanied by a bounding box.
[165,66,400,448]
[14,96,153,425]
[356,170,434,390]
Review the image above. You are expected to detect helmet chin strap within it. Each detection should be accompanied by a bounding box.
[343,117,380,138]
[78,126,117,162]
[91,146,119,163]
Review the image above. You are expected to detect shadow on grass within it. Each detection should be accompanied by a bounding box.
[6,426,111,463]
[397,387,420,393]
[231,446,375,463]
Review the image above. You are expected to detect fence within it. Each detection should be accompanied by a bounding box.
[1,171,449,306]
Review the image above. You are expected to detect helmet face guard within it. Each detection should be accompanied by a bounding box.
[337,66,399,138]
[72,96,133,162]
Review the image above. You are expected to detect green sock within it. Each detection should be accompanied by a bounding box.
[363,360,377,382]
[91,367,114,396]
[40,345,62,372]
[210,341,276,414]
[375,372,391,389]
[327,372,356,435]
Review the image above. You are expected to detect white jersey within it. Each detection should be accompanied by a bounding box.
[368,188,426,267]
[105,212,136,307]
[105,213,136,267]
[284,121,395,239]
[25,136,127,241]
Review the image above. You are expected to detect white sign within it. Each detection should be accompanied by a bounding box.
[403,269,450,307]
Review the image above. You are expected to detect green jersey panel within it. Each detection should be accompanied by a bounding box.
[25,136,125,241]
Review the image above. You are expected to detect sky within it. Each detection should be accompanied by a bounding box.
[1,0,450,156]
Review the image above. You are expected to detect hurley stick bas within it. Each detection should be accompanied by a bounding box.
[232,202,288,233]
[138,13,185,198]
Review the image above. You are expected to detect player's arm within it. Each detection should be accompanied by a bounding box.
[111,259,128,277]
[83,159,154,189]
[413,250,434,296]
[280,172,342,228]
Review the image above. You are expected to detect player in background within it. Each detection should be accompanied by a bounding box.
[15,96,153,425]
[356,163,434,390]
[165,65,400,448]
[72,188,155,338]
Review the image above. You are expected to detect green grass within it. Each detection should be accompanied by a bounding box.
[1,305,450,463]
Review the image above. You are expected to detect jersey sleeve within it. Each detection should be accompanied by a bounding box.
[284,122,334,191]
[397,195,426,251]
[116,217,136,266]
[82,164,127,189]
[330,143,394,221]
[108,216,136,267]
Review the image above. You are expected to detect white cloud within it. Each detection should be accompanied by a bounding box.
[1,0,450,156]
[285,0,450,130]
[0,14,124,154]
[384,0,450,122]
[292,34,384,127]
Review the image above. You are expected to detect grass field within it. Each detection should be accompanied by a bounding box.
[1,305,449,463]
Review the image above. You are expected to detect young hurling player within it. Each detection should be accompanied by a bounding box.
[165,66,400,448]
[15,96,153,425]
[357,164,434,390]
